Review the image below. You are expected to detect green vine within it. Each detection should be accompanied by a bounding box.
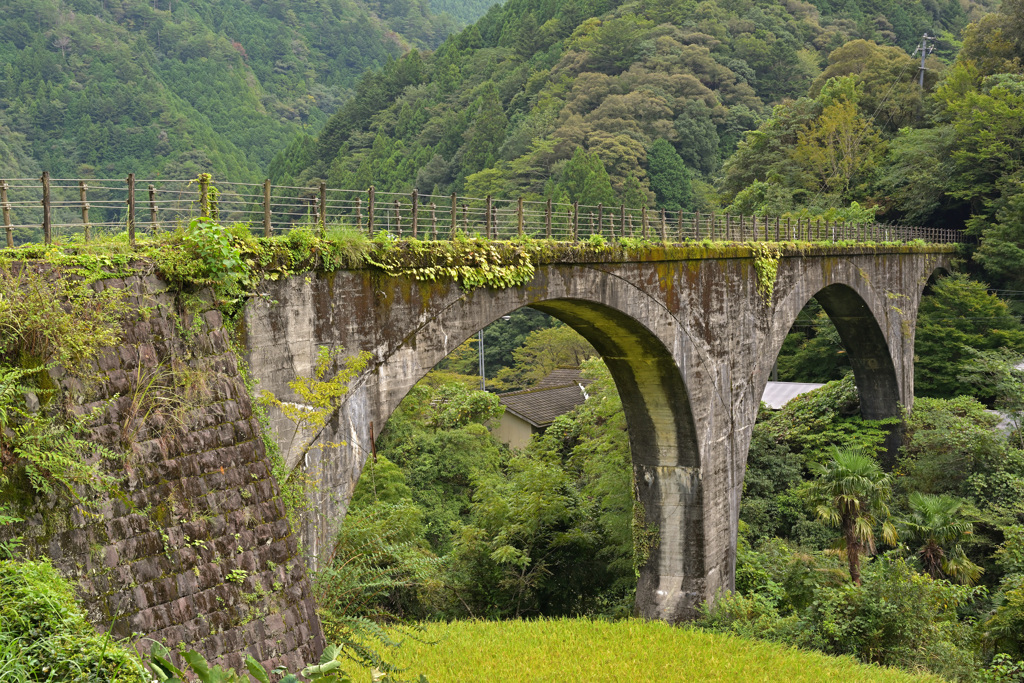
[365,236,536,291]
[750,243,782,305]
[632,501,660,577]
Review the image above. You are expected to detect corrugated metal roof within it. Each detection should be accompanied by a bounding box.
[761,381,825,409]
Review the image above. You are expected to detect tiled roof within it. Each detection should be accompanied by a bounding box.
[498,367,591,427]
[499,383,588,428]
[534,367,592,389]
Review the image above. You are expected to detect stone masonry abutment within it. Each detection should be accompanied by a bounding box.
[243,246,952,621]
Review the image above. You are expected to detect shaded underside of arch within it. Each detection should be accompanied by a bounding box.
[813,283,900,422]
[531,298,705,620]
[530,299,699,470]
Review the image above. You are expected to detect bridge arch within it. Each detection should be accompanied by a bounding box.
[764,282,901,423]
[352,270,709,621]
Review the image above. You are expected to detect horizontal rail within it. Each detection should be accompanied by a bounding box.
[0,175,965,249]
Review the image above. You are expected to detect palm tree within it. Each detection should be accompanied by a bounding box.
[899,491,983,585]
[810,447,897,585]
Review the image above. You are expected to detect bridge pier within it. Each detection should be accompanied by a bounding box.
[244,245,951,620]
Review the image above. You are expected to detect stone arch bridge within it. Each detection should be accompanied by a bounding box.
[244,244,952,621]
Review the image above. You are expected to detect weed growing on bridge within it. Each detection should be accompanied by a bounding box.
[258,345,372,484]
[751,243,782,305]
[366,234,536,290]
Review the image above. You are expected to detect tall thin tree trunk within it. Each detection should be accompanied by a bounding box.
[844,516,862,585]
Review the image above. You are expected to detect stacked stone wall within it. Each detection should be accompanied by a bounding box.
[1,269,323,672]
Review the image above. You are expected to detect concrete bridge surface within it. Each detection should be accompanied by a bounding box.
[244,244,952,621]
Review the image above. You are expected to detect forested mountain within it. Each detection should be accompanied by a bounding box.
[428,0,501,24]
[0,0,458,180]
[284,0,990,210]
[718,0,1024,300]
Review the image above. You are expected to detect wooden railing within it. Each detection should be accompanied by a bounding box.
[0,173,963,247]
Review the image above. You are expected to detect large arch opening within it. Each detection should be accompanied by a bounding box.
[311,291,705,628]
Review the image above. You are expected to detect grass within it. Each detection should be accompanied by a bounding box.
[358,618,943,683]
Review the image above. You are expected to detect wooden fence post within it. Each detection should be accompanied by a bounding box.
[677,208,683,242]
[619,204,625,239]
[572,202,579,242]
[319,182,327,234]
[1,180,12,247]
[597,203,604,239]
[126,173,136,247]
[41,171,52,245]
[263,179,272,237]
[78,181,90,243]
[148,184,158,233]
[368,186,376,235]
[411,188,419,239]
[694,210,700,240]
[394,199,401,235]
[431,203,438,240]
[641,206,648,239]
[660,208,667,242]
[546,198,553,238]
[199,174,209,219]
[450,192,457,239]
[518,197,524,236]
[485,195,492,239]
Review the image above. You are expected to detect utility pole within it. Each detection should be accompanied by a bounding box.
[478,315,512,392]
[913,33,935,89]
[478,329,486,391]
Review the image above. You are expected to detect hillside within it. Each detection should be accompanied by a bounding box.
[0,0,458,180]
[287,0,990,208]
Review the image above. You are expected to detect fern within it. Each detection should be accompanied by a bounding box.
[0,363,118,516]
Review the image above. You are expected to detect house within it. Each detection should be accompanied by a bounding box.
[493,368,591,449]
[493,372,833,449]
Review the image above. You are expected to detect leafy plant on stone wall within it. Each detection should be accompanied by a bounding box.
[365,235,537,290]
[259,345,373,485]
[0,263,130,525]
[751,243,782,305]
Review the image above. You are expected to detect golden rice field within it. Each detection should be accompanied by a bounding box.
[358,618,943,682]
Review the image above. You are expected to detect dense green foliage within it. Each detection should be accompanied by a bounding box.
[320,356,635,622]
[915,275,1024,400]
[715,0,1024,300]
[717,375,1024,680]
[0,558,148,682]
[0,0,457,180]
[297,0,980,209]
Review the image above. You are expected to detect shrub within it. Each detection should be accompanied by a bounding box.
[0,558,147,682]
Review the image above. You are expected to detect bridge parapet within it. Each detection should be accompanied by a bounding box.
[0,175,963,248]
